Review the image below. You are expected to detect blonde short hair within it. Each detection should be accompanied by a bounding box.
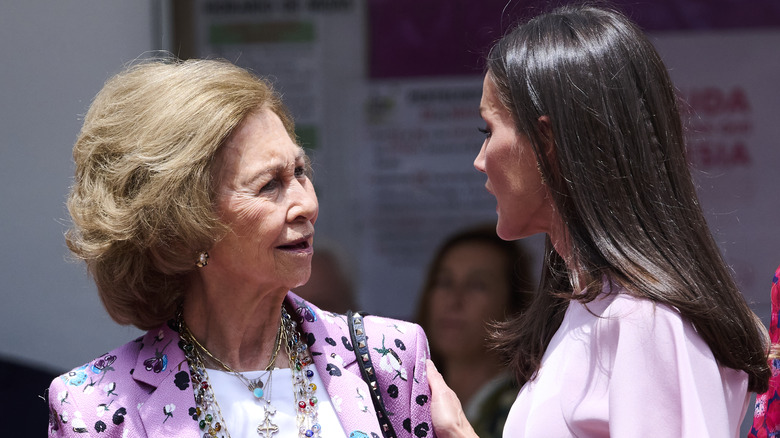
[67,58,295,330]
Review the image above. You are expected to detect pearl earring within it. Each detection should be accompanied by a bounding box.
[196,251,209,268]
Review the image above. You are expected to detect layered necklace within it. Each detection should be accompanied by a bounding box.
[179,307,321,438]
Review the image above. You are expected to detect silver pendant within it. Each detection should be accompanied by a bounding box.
[256,405,278,437]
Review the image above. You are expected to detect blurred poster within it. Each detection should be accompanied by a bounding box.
[368,0,780,78]
[357,78,510,315]
[190,0,359,150]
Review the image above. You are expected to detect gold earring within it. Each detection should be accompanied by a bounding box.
[536,161,548,184]
[196,251,209,268]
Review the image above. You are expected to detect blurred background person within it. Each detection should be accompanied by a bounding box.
[294,238,357,314]
[416,224,535,438]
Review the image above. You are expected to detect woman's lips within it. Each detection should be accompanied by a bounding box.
[276,236,313,253]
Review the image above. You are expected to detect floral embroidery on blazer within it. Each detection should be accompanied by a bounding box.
[47,291,434,437]
[750,265,780,438]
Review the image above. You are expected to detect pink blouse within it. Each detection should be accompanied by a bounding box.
[504,289,749,437]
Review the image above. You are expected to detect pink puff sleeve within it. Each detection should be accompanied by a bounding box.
[506,292,749,437]
[601,297,749,437]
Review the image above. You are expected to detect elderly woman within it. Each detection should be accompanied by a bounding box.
[48,59,432,438]
[427,5,769,438]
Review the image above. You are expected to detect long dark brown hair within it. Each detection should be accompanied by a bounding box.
[487,4,769,392]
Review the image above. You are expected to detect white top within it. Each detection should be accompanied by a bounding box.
[208,364,347,437]
[504,291,749,437]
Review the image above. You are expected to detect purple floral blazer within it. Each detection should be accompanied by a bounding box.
[47,292,434,437]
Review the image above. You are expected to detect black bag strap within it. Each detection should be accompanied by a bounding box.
[347,310,397,438]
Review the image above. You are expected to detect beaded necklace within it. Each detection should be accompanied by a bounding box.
[179,307,321,438]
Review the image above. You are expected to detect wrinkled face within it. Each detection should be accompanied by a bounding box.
[427,241,512,360]
[474,73,555,241]
[206,109,319,292]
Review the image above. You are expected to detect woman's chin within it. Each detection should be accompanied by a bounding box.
[495,222,521,241]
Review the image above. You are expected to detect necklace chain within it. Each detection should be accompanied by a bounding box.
[181,317,282,398]
[179,306,321,438]
[190,322,282,373]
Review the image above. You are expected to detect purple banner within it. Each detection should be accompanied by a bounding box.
[368,0,780,78]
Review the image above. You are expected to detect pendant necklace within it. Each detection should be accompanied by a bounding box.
[179,306,321,438]
[184,319,282,401]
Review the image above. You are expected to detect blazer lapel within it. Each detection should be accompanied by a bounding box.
[287,292,384,437]
[127,297,386,437]
[134,323,200,437]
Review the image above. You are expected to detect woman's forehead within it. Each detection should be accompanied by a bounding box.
[212,110,303,182]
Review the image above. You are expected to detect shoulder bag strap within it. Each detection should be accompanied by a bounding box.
[347,310,397,438]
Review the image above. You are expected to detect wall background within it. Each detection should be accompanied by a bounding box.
[0,1,161,373]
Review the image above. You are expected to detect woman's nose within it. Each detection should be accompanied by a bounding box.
[288,180,319,224]
[474,143,487,173]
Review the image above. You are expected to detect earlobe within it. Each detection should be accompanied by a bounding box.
[535,115,558,185]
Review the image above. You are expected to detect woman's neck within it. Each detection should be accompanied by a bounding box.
[182,278,290,372]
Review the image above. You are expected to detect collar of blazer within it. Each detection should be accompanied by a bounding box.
[130,323,199,436]
[289,291,385,437]
[129,292,385,437]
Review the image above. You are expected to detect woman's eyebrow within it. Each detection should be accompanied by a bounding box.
[241,149,306,187]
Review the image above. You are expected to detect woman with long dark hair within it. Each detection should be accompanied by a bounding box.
[427,5,769,437]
